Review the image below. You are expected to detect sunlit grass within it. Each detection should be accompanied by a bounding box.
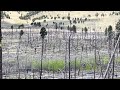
[5,55,120,72]
[31,59,94,72]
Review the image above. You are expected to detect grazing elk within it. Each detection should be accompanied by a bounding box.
[11,25,13,29]
[70,25,77,33]
[18,24,24,29]
[19,30,24,39]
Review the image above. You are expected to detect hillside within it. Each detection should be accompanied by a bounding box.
[1,11,120,31]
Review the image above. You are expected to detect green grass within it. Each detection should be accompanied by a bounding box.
[48,60,65,71]
[31,59,94,72]
[31,60,65,72]
[102,55,109,64]
[101,55,120,64]
[116,57,120,62]
[6,55,120,72]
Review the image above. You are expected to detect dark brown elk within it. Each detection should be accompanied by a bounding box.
[18,24,24,29]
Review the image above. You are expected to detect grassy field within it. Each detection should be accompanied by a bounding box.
[2,11,120,79]
[31,56,120,71]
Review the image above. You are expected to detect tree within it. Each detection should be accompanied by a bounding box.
[51,17,53,19]
[54,17,56,20]
[16,30,24,79]
[101,13,104,17]
[40,27,47,39]
[0,12,2,78]
[60,27,63,30]
[67,13,72,79]
[73,20,77,24]
[88,14,91,17]
[84,27,88,36]
[11,25,13,37]
[67,13,70,21]
[71,25,77,33]
[68,24,77,79]
[53,22,58,29]
[39,27,47,79]
[108,25,113,43]
[33,22,37,26]
[31,22,33,25]
[95,13,99,17]
[67,25,70,30]
[108,25,113,57]
[77,18,79,21]
[62,17,65,20]
[19,30,24,39]
[116,20,120,32]
[38,22,41,27]
[1,11,4,19]
[43,20,46,23]
[104,33,120,79]
[115,20,120,53]
[105,28,108,36]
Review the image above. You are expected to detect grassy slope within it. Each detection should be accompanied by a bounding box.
[1,11,120,31]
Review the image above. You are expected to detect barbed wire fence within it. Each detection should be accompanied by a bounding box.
[1,25,120,79]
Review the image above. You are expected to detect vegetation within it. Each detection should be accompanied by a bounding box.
[2,11,120,79]
[1,11,10,19]
[115,20,120,53]
[19,11,41,20]
[30,55,120,72]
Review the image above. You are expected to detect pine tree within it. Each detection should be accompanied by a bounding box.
[39,27,47,79]
[115,20,120,53]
